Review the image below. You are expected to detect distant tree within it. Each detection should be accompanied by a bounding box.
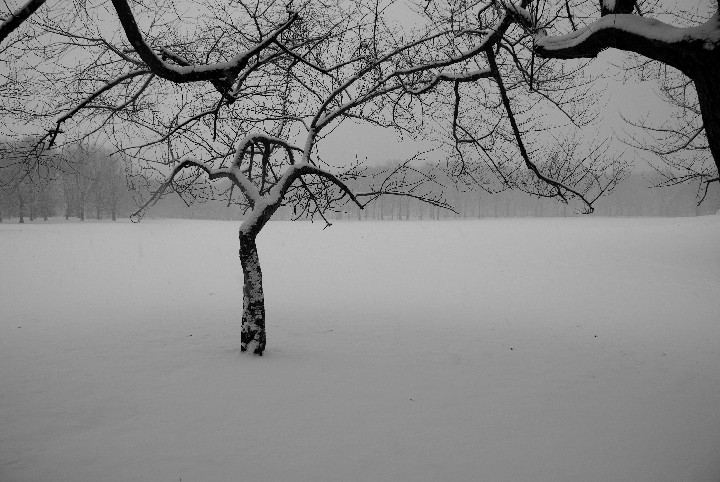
[105,157,129,221]
[61,144,98,221]
[0,138,57,222]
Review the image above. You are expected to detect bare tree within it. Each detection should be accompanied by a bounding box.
[0,137,63,222]
[127,2,457,354]
[59,144,100,222]
[2,0,458,354]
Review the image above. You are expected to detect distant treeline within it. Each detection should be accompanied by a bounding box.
[0,141,134,223]
[144,166,720,221]
[2,155,718,223]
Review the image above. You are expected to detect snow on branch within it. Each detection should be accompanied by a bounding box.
[132,133,307,221]
[534,12,720,70]
[270,162,364,211]
[110,0,298,87]
[403,68,493,95]
[506,2,533,25]
[0,0,46,44]
[131,159,242,221]
[232,133,304,172]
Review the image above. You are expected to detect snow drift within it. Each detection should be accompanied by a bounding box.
[1,217,719,481]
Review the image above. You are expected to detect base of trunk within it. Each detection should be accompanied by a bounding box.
[240,298,266,355]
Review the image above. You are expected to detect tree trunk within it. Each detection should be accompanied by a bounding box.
[239,231,266,355]
[692,64,720,178]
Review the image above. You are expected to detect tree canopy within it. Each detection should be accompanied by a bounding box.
[0,0,641,217]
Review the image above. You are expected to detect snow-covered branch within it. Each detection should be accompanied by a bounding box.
[131,160,243,221]
[403,68,494,95]
[534,12,720,72]
[0,0,45,44]
[269,162,364,209]
[110,0,299,87]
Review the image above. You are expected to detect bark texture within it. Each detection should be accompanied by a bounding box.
[239,231,266,355]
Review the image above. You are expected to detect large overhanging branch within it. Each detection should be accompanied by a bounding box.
[233,133,304,173]
[533,12,720,73]
[156,48,235,101]
[110,0,299,85]
[403,68,493,95]
[0,0,46,44]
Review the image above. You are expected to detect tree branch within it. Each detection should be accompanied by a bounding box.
[45,69,152,147]
[534,12,720,73]
[110,0,298,85]
[131,159,246,221]
[487,47,595,212]
[0,0,46,44]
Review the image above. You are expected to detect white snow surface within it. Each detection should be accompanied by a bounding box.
[1,217,719,482]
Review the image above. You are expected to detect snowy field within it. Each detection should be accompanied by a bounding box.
[1,216,719,482]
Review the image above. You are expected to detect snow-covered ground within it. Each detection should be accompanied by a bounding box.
[1,216,719,482]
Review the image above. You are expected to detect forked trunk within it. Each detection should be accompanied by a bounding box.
[239,231,266,355]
